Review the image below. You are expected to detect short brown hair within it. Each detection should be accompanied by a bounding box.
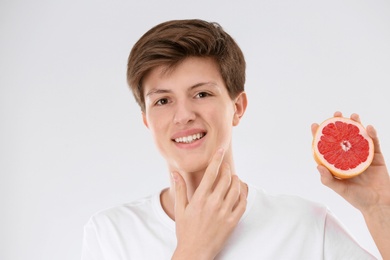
[127,19,246,111]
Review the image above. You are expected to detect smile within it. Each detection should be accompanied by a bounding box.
[174,133,205,143]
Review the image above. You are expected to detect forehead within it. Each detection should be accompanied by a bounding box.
[143,57,225,91]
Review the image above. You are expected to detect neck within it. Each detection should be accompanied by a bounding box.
[161,150,236,220]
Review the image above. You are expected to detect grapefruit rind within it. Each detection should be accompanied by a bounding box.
[312,117,374,179]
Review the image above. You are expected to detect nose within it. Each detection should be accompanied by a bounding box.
[173,100,196,125]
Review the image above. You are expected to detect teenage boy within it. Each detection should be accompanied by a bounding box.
[82,19,390,259]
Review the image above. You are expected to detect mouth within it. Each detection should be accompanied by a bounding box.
[173,132,206,144]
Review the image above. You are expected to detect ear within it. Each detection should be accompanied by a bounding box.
[142,112,149,128]
[232,92,248,126]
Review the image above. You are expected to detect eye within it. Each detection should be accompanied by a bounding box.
[155,98,169,106]
[195,92,211,99]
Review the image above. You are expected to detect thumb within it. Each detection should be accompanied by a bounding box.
[171,171,188,217]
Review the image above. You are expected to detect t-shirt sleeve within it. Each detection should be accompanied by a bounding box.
[323,210,377,260]
[81,218,105,260]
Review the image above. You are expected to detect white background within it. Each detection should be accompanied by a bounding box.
[1,0,389,259]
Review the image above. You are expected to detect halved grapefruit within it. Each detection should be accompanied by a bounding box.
[312,116,374,179]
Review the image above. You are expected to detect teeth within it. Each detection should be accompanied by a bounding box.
[175,133,204,143]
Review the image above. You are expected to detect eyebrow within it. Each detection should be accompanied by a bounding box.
[145,88,172,97]
[145,82,219,97]
[191,81,218,90]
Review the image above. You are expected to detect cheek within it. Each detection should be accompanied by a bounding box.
[146,110,167,129]
[208,107,235,137]
[145,114,163,138]
[149,125,169,156]
[209,104,235,126]
[147,112,173,148]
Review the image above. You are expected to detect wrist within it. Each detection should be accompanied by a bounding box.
[361,199,390,219]
[362,204,390,226]
[361,205,390,260]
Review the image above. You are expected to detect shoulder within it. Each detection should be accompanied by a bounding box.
[248,185,328,222]
[85,192,160,228]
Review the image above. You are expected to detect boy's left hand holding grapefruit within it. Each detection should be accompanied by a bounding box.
[311,111,390,259]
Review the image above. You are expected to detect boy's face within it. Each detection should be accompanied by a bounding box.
[142,57,246,174]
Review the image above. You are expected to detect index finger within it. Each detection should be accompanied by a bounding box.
[196,148,225,194]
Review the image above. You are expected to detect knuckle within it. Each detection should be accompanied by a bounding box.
[225,215,239,229]
[208,195,222,210]
[193,195,206,206]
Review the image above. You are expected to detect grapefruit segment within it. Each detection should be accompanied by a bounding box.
[312,116,374,179]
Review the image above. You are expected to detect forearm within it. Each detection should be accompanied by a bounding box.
[363,206,390,260]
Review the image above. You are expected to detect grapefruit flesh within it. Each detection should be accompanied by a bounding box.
[312,117,374,179]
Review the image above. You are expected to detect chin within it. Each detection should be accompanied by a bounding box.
[172,159,209,174]
[164,148,214,174]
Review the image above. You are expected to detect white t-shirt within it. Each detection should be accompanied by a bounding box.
[81,185,376,259]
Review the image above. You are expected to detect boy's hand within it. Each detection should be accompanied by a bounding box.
[311,111,390,212]
[312,111,390,259]
[171,148,247,260]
